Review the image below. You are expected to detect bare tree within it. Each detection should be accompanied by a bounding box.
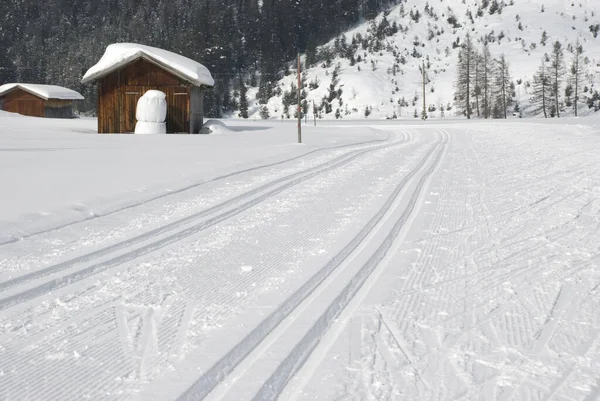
[570,40,586,117]
[530,58,550,118]
[494,54,512,119]
[419,60,429,120]
[455,33,476,119]
[481,41,494,118]
[549,40,566,118]
[473,51,482,117]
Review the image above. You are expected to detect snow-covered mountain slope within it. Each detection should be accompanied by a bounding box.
[244,0,600,119]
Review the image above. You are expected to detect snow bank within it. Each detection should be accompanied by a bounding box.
[199,120,233,135]
[0,116,386,242]
[136,90,167,123]
[82,43,214,87]
[0,83,84,100]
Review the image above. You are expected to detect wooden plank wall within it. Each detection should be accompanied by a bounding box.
[44,99,75,119]
[166,87,190,133]
[98,70,120,133]
[45,99,73,108]
[97,58,193,133]
[3,89,45,117]
[190,86,204,134]
[44,105,75,119]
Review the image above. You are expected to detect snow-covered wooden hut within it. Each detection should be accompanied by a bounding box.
[82,43,214,134]
[0,84,84,118]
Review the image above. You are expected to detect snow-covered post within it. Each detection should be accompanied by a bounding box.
[421,60,428,120]
[297,51,302,143]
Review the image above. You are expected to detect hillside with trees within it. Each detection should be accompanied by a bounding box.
[1,0,599,119]
[242,0,600,120]
[0,0,400,114]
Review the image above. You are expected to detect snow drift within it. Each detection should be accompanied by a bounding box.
[199,120,233,135]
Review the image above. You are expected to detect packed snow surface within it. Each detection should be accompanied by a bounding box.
[1,112,600,401]
[81,43,215,87]
[0,83,84,100]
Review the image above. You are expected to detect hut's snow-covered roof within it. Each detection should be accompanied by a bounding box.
[0,84,84,100]
[81,43,215,87]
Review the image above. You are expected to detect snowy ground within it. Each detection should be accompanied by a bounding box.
[1,112,599,401]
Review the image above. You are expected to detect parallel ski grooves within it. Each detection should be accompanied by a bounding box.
[0,135,390,246]
[0,135,400,295]
[251,131,447,401]
[175,131,445,401]
[0,134,407,311]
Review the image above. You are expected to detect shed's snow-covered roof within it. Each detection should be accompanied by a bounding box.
[81,43,214,87]
[0,84,84,100]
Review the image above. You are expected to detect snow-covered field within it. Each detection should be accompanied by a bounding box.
[1,112,599,401]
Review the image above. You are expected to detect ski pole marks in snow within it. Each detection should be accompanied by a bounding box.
[250,131,449,401]
[292,122,600,401]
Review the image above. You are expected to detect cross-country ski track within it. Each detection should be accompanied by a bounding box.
[1,119,600,401]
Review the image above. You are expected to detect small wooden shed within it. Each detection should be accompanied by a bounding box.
[82,43,214,134]
[0,84,84,118]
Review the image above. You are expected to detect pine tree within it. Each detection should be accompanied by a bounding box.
[530,58,551,118]
[238,78,249,119]
[455,33,476,119]
[305,37,318,68]
[570,40,585,117]
[549,40,566,118]
[257,75,272,105]
[328,63,342,102]
[494,54,511,119]
[259,106,270,119]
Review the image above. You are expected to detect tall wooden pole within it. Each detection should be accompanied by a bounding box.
[297,52,302,143]
[422,60,427,120]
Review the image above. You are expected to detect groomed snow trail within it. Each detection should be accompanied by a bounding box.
[1,120,599,401]
[0,126,423,400]
[282,122,600,401]
[0,134,402,311]
[175,130,448,401]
